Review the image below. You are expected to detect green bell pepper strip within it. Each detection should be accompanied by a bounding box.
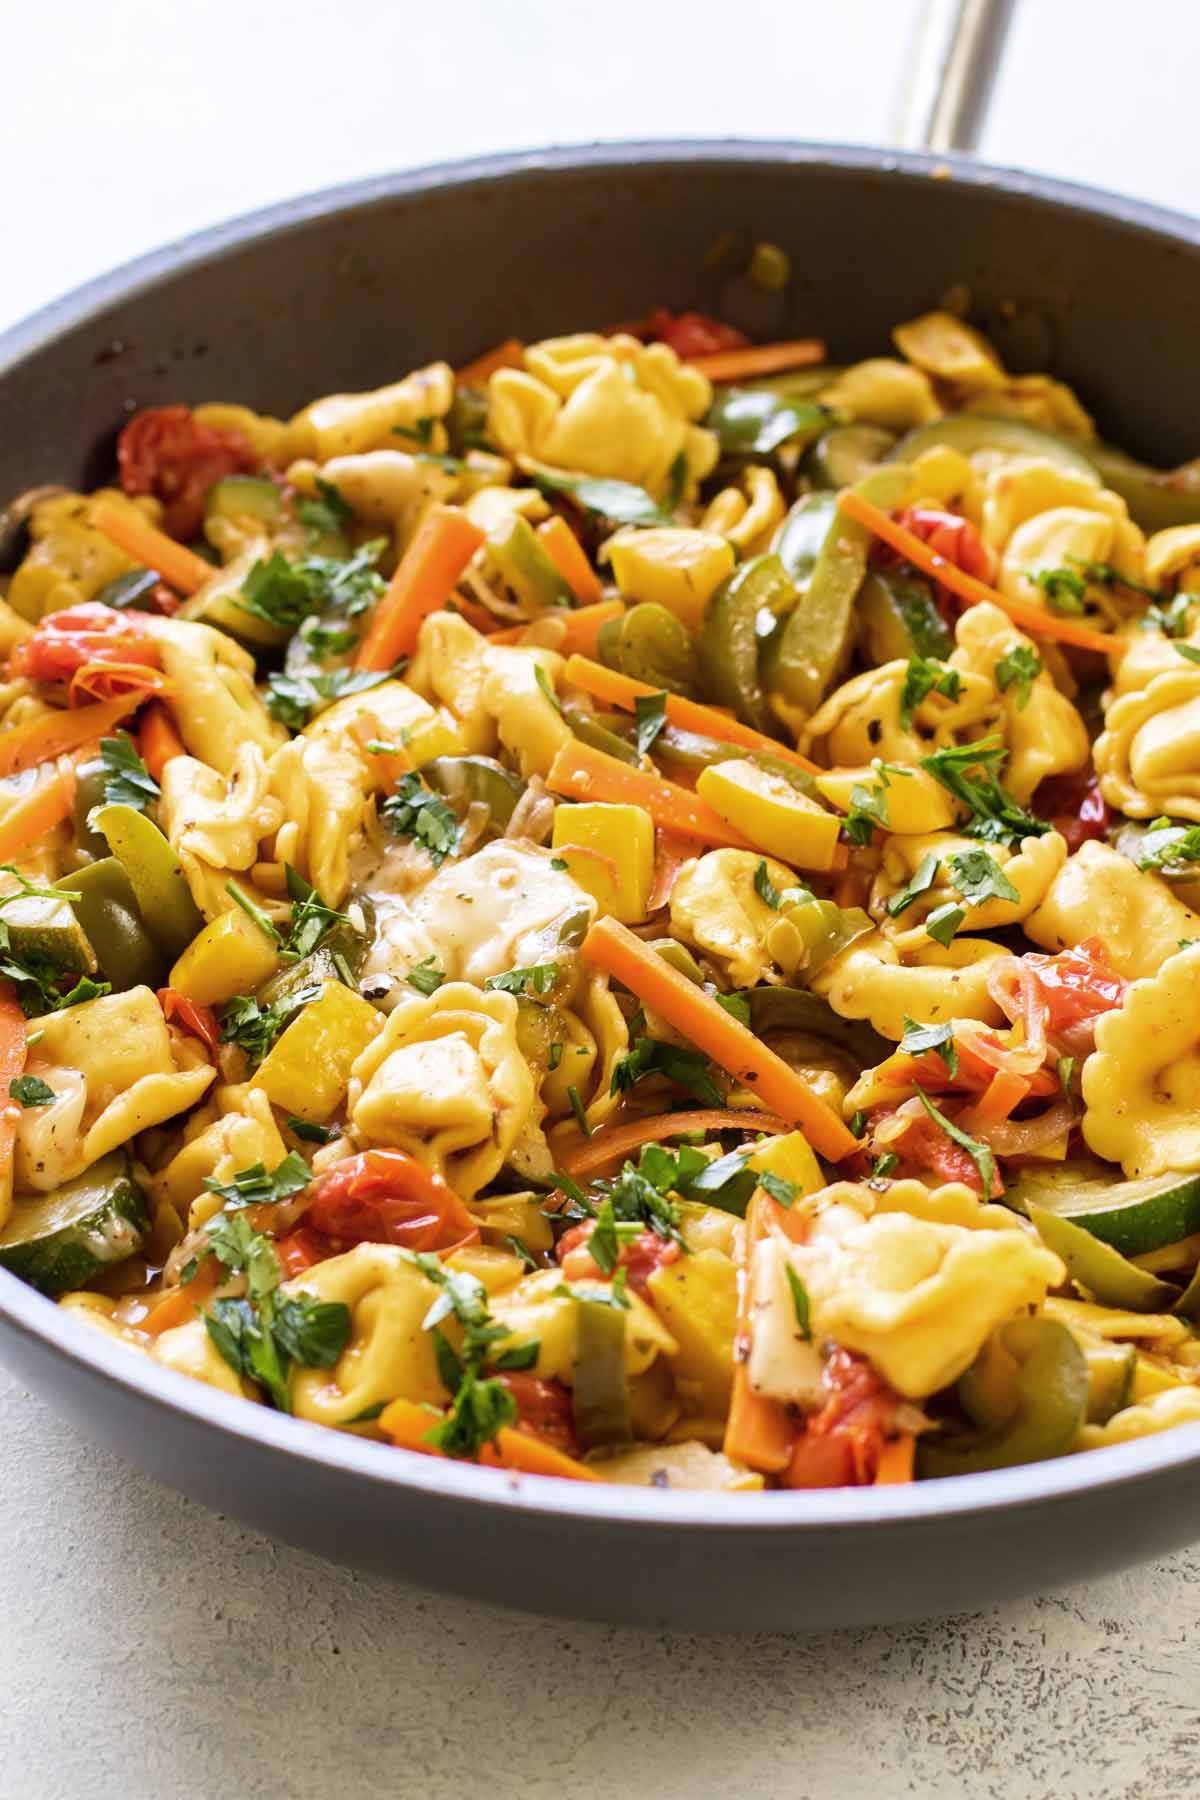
[705,388,829,459]
[916,1317,1089,1478]
[421,755,526,829]
[70,757,113,859]
[739,986,891,1067]
[257,902,375,1011]
[1026,1203,1181,1313]
[857,569,953,664]
[561,705,642,767]
[57,858,167,992]
[765,465,911,718]
[612,603,701,697]
[91,803,204,964]
[698,553,794,735]
[1172,1259,1200,1322]
[571,1294,632,1451]
[646,937,707,985]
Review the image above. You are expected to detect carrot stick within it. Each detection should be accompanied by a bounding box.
[0,983,28,1208]
[583,915,857,1161]
[487,599,625,654]
[724,1193,796,1472]
[89,499,214,597]
[141,1261,221,1337]
[380,1398,600,1481]
[564,654,821,775]
[874,1433,916,1485]
[139,703,186,780]
[0,695,140,779]
[354,505,486,671]
[837,489,1126,655]
[455,337,526,385]
[686,339,827,382]
[445,591,498,634]
[547,741,754,850]
[536,516,604,605]
[561,1108,791,1180]
[0,769,75,860]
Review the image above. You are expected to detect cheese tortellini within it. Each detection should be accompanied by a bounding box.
[1095,667,1200,822]
[1026,841,1200,979]
[1082,944,1200,1178]
[812,931,1006,1041]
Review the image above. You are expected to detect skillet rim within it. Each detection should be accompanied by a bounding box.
[2,136,1200,1533]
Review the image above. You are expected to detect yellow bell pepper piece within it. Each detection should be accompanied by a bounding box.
[608,528,735,632]
[746,1130,825,1196]
[168,907,280,1006]
[253,980,382,1122]
[647,1248,738,1415]
[307,678,463,783]
[816,764,959,835]
[696,759,842,872]
[445,1244,529,1295]
[551,801,654,924]
[1131,1352,1187,1401]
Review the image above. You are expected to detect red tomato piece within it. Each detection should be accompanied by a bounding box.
[1033,771,1112,853]
[498,1372,579,1456]
[878,1105,1001,1197]
[1023,937,1127,1042]
[118,404,257,540]
[157,987,220,1053]
[274,1226,330,1280]
[303,1149,479,1255]
[782,1349,901,1489]
[873,505,996,621]
[557,1219,681,1297]
[641,308,750,358]
[9,602,159,684]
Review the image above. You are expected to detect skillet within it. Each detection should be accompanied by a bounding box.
[2,141,1200,1629]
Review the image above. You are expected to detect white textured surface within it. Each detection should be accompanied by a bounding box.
[3,1362,1200,1800]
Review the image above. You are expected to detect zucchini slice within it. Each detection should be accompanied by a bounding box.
[2,893,97,975]
[888,414,1098,479]
[0,1154,150,1297]
[1008,1162,1200,1258]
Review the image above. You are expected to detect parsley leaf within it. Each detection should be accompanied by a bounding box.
[297,477,353,539]
[202,1152,312,1212]
[236,541,385,631]
[219,984,322,1065]
[286,1117,338,1144]
[587,1198,622,1275]
[1175,643,1200,666]
[265,666,393,731]
[610,1036,723,1108]
[923,901,967,948]
[1143,592,1192,639]
[921,737,1048,847]
[1033,566,1088,614]
[533,664,561,714]
[712,989,752,1028]
[484,963,559,998]
[504,1234,539,1272]
[9,1074,55,1107]
[885,851,940,918]
[993,644,1042,710]
[99,736,159,812]
[1058,1055,1076,1101]
[1136,820,1200,872]
[844,778,889,847]
[899,655,961,728]
[380,772,463,867]
[945,847,1020,906]
[784,1263,812,1339]
[758,1170,798,1209]
[406,957,446,997]
[225,879,283,947]
[404,1254,529,1460]
[547,1041,564,1072]
[900,1017,959,1077]
[913,1084,995,1197]
[567,1084,591,1137]
[871,1152,900,1180]
[531,469,670,526]
[635,691,668,756]
[753,859,782,909]
[281,865,354,963]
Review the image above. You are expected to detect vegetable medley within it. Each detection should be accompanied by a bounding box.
[6,296,1200,1495]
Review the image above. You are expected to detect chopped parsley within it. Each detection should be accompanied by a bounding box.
[920,737,1048,847]
[899,655,961,728]
[1058,1055,1076,1101]
[900,1017,959,1077]
[1143,592,1192,638]
[548,1041,564,1072]
[0,868,111,1018]
[844,778,889,847]
[265,666,393,730]
[784,1264,812,1339]
[993,644,1042,710]
[202,1152,312,1212]
[484,963,559,998]
[530,469,670,527]
[405,1253,538,1458]
[1032,566,1088,615]
[406,957,446,997]
[923,901,967,948]
[379,772,463,867]
[1132,818,1200,872]
[282,866,354,964]
[285,1117,338,1144]
[913,1084,995,1197]
[98,736,160,812]
[226,879,283,947]
[8,1075,55,1107]
[634,691,668,756]
[871,1152,900,1181]
[754,859,782,909]
[1175,643,1200,666]
[587,1198,622,1275]
[533,664,562,713]
[712,989,752,1028]
[945,848,1020,907]
[236,540,386,632]
[297,477,353,539]
[611,1036,723,1108]
[566,1084,591,1136]
[219,983,322,1065]
[758,1170,799,1209]
[504,1234,539,1272]
[885,851,940,919]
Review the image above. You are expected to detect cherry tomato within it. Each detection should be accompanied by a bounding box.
[782,1349,900,1489]
[873,505,995,622]
[274,1226,330,1280]
[498,1372,579,1456]
[10,602,159,684]
[1024,937,1127,1042]
[1033,771,1112,853]
[303,1149,479,1255]
[118,404,257,540]
[558,1220,681,1297]
[878,1105,1000,1196]
[157,987,220,1053]
[641,308,750,358]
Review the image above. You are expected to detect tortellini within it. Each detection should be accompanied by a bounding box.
[669,848,795,989]
[978,459,1145,615]
[812,931,1006,1041]
[8,488,157,622]
[801,656,997,768]
[266,735,366,906]
[14,988,215,1190]
[349,982,535,1199]
[143,616,286,774]
[487,333,717,498]
[160,745,285,921]
[286,448,456,546]
[757,1193,1062,1400]
[892,310,1006,393]
[1025,840,1200,979]
[156,1083,289,1230]
[1075,1387,1200,1452]
[818,359,940,430]
[699,465,785,555]
[489,1268,677,1384]
[870,829,1067,953]
[286,363,455,463]
[1082,943,1200,1178]
[408,612,497,755]
[1095,667,1200,822]
[287,1244,448,1426]
[950,603,1089,801]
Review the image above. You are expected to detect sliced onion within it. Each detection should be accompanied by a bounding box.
[960,1098,1075,1155]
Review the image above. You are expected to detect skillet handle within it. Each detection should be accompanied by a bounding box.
[896,0,1017,153]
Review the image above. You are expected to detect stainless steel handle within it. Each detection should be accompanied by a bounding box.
[896,0,1017,153]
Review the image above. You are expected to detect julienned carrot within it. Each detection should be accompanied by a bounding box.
[379,1398,600,1481]
[0,694,140,780]
[139,702,186,780]
[686,338,827,382]
[724,1193,796,1473]
[455,337,526,385]
[0,983,28,1205]
[141,1260,221,1337]
[561,1108,791,1179]
[487,599,624,654]
[583,916,858,1161]
[0,768,75,860]
[536,516,604,605]
[89,498,214,597]
[547,741,753,850]
[563,654,821,775]
[837,489,1126,656]
[354,505,486,671]
[874,1434,916,1485]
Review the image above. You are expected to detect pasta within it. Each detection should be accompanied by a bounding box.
[2,296,1199,1496]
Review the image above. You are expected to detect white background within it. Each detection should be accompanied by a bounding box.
[4,4,1200,1796]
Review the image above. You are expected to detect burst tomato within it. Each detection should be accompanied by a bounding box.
[118,404,257,540]
[1024,937,1127,1042]
[499,1372,579,1456]
[874,505,995,621]
[640,308,750,358]
[157,987,219,1053]
[303,1150,479,1255]
[782,1349,901,1488]
[274,1226,329,1279]
[558,1219,681,1297]
[1032,771,1112,853]
[10,602,159,684]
